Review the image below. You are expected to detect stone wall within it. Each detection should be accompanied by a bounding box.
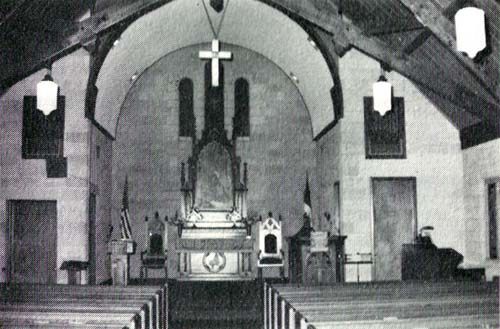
[112,44,317,278]
[0,42,496,283]
[0,49,91,283]
[89,125,114,284]
[463,139,500,279]
[315,123,342,231]
[335,49,466,281]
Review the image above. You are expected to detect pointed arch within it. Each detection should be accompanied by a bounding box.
[233,77,250,137]
[178,78,195,137]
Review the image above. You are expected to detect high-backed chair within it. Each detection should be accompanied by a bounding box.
[140,212,167,280]
[257,213,284,277]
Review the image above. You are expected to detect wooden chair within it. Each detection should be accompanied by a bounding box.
[140,212,167,280]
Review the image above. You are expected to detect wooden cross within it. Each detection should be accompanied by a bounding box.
[199,39,232,87]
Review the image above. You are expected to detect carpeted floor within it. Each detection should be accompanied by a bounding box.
[168,280,263,329]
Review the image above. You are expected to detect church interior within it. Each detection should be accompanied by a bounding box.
[0,0,499,328]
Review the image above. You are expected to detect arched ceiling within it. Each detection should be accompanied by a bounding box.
[94,0,336,138]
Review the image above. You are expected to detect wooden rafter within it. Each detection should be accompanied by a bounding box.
[1,0,499,131]
[403,29,432,54]
[367,25,424,37]
[0,0,170,89]
[262,0,500,129]
[397,0,499,101]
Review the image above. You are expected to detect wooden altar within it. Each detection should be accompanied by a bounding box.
[169,123,256,281]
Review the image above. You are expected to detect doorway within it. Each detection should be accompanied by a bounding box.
[8,200,57,283]
[372,178,417,281]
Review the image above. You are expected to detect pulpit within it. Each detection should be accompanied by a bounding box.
[60,261,88,285]
[171,126,255,280]
[109,239,135,286]
[288,218,347,284]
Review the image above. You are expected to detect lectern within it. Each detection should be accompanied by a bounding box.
[109,239,135,286]
[60,261,88,285]
[288,219,346,284]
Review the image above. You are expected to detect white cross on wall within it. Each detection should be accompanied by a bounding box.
[199,39,232,87]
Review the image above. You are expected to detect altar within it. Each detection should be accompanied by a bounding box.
[168,120,257,280]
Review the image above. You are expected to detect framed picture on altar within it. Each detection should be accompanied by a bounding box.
[310,232,329,253]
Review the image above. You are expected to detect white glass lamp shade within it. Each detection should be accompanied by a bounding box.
[455,7,486,59]
[36,74,58,115]
[372,77,392,116]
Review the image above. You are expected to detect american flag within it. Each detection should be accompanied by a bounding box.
[303,173,312,218]
[120,176,133,240]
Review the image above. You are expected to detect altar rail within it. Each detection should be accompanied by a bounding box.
[0,283,167,329]
[264,281,498,329]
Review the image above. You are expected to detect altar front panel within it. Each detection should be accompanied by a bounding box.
[191,252,238,275]
[169,233,256,280]
[176,250,254,280]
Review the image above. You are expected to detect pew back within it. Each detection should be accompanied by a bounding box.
[0,283,167,329]
[265,281,499,329]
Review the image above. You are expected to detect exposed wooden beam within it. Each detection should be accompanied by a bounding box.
[0,0,31,29]
[397,0,499,101]
[367,25,424,37]
[262,0,500,129]
[460,121,500,149]
[347,26,499,126]
[1,0,499,131]
[0,0,170,89]
[403,28,432,54]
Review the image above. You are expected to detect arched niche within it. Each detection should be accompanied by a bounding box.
[94,0,339,139]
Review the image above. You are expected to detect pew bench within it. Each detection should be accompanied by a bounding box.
[308,314,499,329]
[2,294,156,329]
[0,310,139,329]
[265,281,499,329]
[0,283,167,329]
[0,301,150,329]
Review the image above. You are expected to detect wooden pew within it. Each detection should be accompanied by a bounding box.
[0,282,167,328]
[0,283,167,329]
[0,301,149,329]
[0,310,139,329]
[2,292,156,329]
[0,321,132,328]
[264,281,499,329]
[309,314,499,329]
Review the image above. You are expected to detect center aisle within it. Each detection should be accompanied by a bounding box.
[168,280,263,329]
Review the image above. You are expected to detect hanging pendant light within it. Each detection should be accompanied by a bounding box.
[37,68,58,115]
[372,73,392,116]
[455,7,486,59]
